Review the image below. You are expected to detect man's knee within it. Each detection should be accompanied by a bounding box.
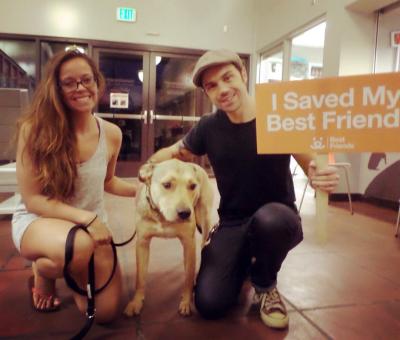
[194,284,234,319]
[252,203,301,237]
[194,293,229,319]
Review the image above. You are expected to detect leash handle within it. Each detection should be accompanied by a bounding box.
[63,225,118,296]
[69,254,95,340]
[63,223,135,339]
[63,225,96,340]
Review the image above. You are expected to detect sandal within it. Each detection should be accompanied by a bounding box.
[28,275,61,313]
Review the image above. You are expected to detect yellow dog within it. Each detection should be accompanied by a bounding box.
[124,159,214,316]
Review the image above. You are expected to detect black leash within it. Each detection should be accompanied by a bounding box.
[63,224,136,339]
[113,229,136,247]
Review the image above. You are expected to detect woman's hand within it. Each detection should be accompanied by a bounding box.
[86,215,113,246]
[307,160,340,193]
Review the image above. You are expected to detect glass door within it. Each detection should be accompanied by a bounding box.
[148,52,202,154]
[94,48,149,177]
[94,49,212,177]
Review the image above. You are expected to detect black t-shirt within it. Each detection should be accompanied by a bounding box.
[183,110,296,221]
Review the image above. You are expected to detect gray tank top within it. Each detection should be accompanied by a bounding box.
[70,116,108,222]
[13,116,109,224]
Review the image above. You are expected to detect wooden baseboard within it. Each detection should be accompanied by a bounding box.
[330,193,398,211]
[329,193,362,202]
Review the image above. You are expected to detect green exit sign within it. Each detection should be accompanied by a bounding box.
[116,7,136,22]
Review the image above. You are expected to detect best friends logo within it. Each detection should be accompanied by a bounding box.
[255,73,400,154]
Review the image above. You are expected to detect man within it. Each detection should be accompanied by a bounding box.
[146,49,339,329]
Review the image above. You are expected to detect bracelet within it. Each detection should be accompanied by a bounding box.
[85,215,97,228]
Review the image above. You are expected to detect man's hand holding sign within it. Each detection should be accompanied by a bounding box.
[256,72,400,242]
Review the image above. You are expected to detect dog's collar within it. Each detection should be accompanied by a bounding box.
[145,183,162,217]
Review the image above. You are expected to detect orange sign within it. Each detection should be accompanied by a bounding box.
[256,72,400,154]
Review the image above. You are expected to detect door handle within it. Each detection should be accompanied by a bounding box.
[149,110,155,124]
[142,110,148,124]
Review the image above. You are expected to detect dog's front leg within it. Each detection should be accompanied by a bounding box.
[124,235,150,316]
[179,236,196,316]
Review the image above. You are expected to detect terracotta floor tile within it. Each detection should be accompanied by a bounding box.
[1,176,399,338]
[0,219,14,268]
[279,251,400,310]
[304,301,400,340]
[141,310,327,340]
[0,217,12,236]
[0,236,15,268]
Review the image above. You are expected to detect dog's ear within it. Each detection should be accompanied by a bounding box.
[192,164,214,246]
[139,162,155,183]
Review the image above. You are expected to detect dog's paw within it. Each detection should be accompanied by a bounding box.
[124,297,144,317]
[178,298,192,316]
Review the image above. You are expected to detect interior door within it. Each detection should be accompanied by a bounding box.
[94,48,150,177]
[94,49,212,177]
[147,52,203,154]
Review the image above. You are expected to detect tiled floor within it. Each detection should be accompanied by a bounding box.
[1,175,400,339]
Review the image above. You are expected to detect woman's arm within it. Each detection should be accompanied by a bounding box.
[16,123,96,225]
[103,120,137,197]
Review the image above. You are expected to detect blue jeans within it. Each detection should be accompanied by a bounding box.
[194,202,303,319]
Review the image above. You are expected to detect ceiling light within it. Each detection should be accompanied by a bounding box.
[65,45,85,53]
[138,70,143,82]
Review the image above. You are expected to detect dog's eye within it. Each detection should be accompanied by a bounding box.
[189,183,197,190]
[163,182,172,189]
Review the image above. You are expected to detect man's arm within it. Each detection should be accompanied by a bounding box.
[293,153,339,193]
[147,139,196,163]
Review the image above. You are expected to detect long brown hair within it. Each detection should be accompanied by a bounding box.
[16,50,105,201]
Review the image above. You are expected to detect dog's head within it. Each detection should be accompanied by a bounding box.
[139,159,203,223]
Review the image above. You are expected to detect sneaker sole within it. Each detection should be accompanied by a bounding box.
[260,313,289,329]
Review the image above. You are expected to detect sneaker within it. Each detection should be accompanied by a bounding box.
[257,287,288,329]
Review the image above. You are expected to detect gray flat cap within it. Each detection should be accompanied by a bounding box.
[192,49,244,87]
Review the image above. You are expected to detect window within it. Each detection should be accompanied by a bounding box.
[257,20,326,176]
[257,21,326,83]
[259,48,283,83]
[290,21,326,80]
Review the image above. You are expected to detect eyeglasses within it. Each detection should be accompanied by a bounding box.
[59,75,96,93]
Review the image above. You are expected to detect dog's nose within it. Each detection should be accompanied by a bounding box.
[178,210,191,220]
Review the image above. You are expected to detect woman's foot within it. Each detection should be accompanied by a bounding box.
[29,265,61,312]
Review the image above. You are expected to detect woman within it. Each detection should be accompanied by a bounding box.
[12,49,136,322]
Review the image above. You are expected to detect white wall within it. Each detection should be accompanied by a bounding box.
[255,0,329,52]
[0,0,256,53]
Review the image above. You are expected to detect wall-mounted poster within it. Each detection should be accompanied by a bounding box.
[110,92,129,109]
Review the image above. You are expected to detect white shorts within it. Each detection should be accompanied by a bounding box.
[11,206,39,252]
[11,203,108,252]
